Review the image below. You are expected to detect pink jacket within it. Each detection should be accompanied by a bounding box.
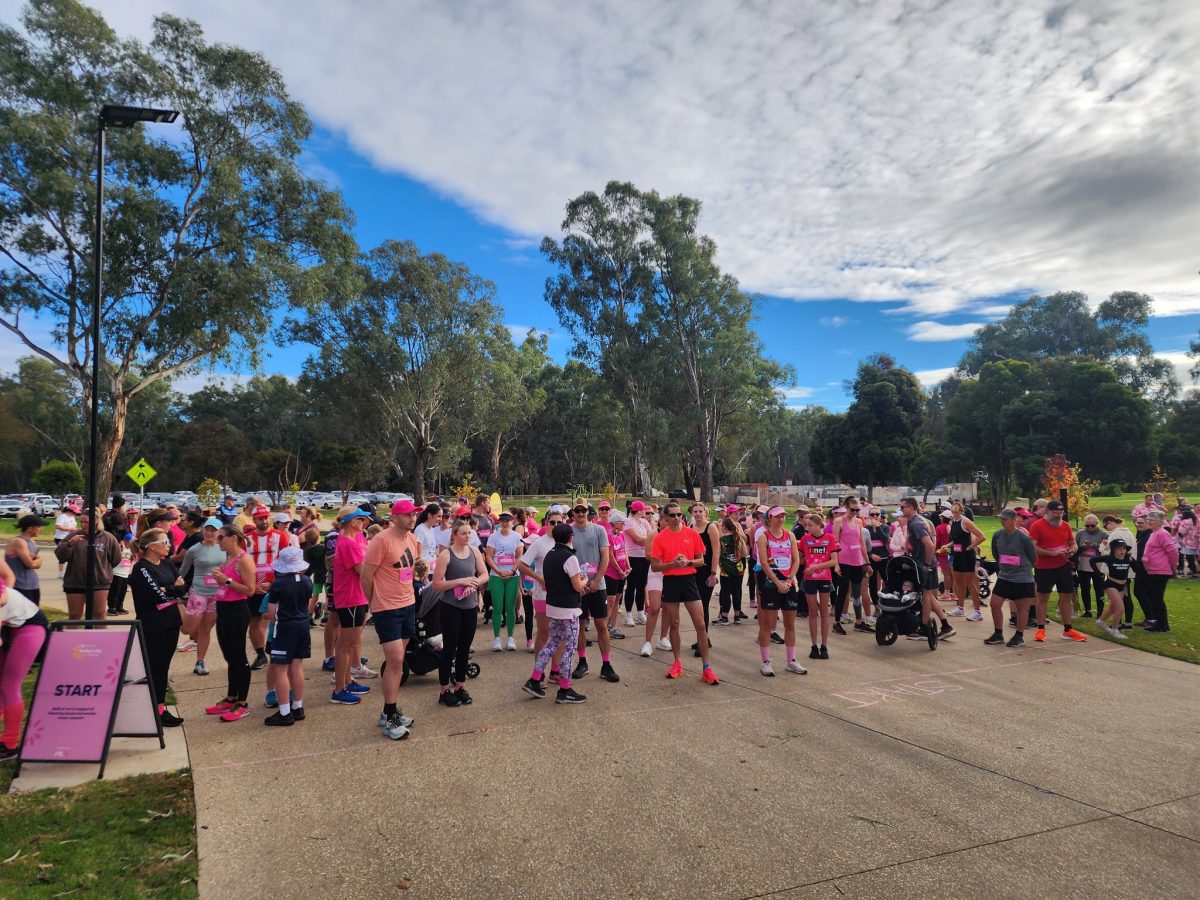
[1141,529,1178,576]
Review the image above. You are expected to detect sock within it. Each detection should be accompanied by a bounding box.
[578,649,586,659]
[279,702,291,716]
[384,702,396,717]
[786,647,795,664]
[293,699,303,709]
[601,652,610,663]
[703,662,711,671]
[532,668,543,680]
[760,645,771,663]
[454,682,464,690]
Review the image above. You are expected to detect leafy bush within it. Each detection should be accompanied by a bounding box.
[31,460,84,496]
[1094,483,1123,497]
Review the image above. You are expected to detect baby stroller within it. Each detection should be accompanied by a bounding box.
[874,556,937,651]
[977,553,996,600]
[380,586,481,686]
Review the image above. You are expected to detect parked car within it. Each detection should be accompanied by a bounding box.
[0,497,31,518]
[28,495,59,515]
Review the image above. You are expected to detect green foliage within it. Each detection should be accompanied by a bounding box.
[1095,483,1124,497]
[313,443,368,500]
[30,458,83,495]
[197,476,222,508]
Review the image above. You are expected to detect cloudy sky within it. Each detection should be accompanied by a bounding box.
[3,0,1199,407]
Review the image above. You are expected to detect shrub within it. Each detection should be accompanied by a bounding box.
[1094,483,1123,497]
[31,460,84,497]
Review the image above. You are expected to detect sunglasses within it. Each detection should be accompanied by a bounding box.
[573,508,588,514]
[666,512,683,518]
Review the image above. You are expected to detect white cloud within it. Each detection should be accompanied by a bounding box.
[169,371,257,394]
[46,0,1200,318]
[907,321,985,342]
[913,367,957,387]
[777,386,819,407]
[819,316,850,328]
[1156,351,1199,392]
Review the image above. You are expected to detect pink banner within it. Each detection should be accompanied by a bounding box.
[21,630,129,762]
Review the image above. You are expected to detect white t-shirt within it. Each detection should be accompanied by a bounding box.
[54,513,76,541]
[414,523,441,563]
[520,534,556,602]
[547,555,582,620]
[487,529,522,573]
[1,587,41,626]
[434,524,479,549]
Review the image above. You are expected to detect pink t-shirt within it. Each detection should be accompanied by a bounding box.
[606,531,629,580]
[332,531,367,608]
[623,516,650,558]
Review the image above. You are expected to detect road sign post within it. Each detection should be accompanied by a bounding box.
[126,459,156,531]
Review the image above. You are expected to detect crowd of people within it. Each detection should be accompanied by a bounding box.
[0,488,1188,753]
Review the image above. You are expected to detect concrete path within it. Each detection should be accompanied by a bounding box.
[165,602,1200,899]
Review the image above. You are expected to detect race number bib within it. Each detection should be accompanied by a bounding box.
[396,567,413,584]
[770,555,791,571]
[496,553,516,572]
[999,554,1021,566]
[203,574,218,587]
[953,544,964,552]
[1045,545,1067,555]
[581,563,598,576]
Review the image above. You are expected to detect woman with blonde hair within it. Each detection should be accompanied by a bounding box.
[204,525,258,722]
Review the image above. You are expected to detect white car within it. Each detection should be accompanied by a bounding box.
[0,497,31,518]
[28,495,59,515]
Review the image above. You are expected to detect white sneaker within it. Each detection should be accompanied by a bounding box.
[785,660,808,675]
[526,639,535,652]
[863,615,877,627]
[760,660,775,677]
[640,641,653,657]
[966,609,983,622]
[624,612,635,627]
[948,606,965,617]
[492,637,502,652]
[1111,627,1128,640]
[655,637,672,651]
[350,664,377,679]
[176,639,197,652]
[505,636,517,651]
[635,611,647,625]
[840,613,853,624]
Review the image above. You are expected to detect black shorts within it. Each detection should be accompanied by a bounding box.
[248,593,267,619]
[1103,580,1128,593]
[1034,567,1075,594]
[578,589,609,619]
[951,550,977,573]
[335,604,369,628]
[993,578,1035,601]
[758,576,800,611]
[269,619,311,664]
[917,563,939,591]
[372,606,417,644]
[661,575,701,603]
[606,578,626,598]
[802,579,833,595]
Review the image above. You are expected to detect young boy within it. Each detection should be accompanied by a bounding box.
[263,547,313,725]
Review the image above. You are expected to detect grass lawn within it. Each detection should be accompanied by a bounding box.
[0,770,197,898]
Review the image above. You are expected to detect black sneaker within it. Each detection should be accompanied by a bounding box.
[809,645,820,660]
[250,652,268,671]
[819,645,829,660]
[1008,615,1017,627]
[160,711,184,727]
[572,659,589,680]
[984,632,1005,645]
[1081,611,1092,618]
[522,677,546,699]
[438,689,462,708]
[453,687,473,705]
[555,687,587,704]
[1117,623,1133,631]
[1006,633,1024,648]
[939,623,955,640]
[115,606,129,615]
[832,623,847,636]
[769,631,785,645]
[264,711,294,726]
[0,745,18,761]
[600,662,620,683]
[292,707,306,721]
[713,615,729,626]
[853,622,874,634]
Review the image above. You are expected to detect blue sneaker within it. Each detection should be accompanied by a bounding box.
[330,689,360,705]
[321,656,335,672]
[344,681,370,694]
[378,711,415,728]
[265,690,278,709]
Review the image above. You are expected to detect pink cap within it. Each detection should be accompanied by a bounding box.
[767,506,786,517]
[391,499,418,515]
[725,504,740,514]
[252,505,271,518]
[630,500,647,512]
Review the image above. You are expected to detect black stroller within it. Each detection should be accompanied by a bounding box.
[381,586,481,685]
[977,553,996,600]
[874,556,937,651]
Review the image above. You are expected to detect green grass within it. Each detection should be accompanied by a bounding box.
[0,770,197,898]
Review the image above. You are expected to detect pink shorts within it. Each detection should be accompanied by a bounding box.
[532,598,547,614]
[186,591,217,617]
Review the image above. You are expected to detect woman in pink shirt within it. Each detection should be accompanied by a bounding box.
[1139,510,1177,632]
[331,506,372,703]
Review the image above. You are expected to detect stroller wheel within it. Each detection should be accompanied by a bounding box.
[927,621,939,651]
[875,614,898,646]
[466,661,481,679]
[979,582,991,600]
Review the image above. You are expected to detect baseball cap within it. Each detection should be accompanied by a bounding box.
[202,517,223,529]
[767,506,786,517]
[598,501,611,510]
[453,505,472,517]
[609,511,625,524]
[756,505,769,514]
[629,500,647,512]
[337,504,371,523]
[391,499,418,515]
[571,504,589,513]
[1046,500,1065,511]
[251,505,271,518]
[497,511,513,521]
[725,504,740,514]
[272,512,291,524]
[998,508,1018,520]
[940,509,952,519]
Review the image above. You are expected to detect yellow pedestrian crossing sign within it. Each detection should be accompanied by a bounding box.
[126,458,157,487]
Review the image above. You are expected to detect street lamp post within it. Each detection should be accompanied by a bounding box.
[85,104,179,626]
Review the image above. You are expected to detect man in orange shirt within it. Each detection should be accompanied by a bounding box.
[1028,500,1087,643]
[361,499,423,740]
[650,501,719,684]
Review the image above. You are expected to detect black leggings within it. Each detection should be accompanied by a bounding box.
[1077,569,1106,614]
[834,564,866,620]
[746,560,757,603]
[719,573,743,615]
[1138,574,1170,628]
[438,604,476,687]
[144,620,181,706]
[624,558,649,612]
[522,593,534,641]
[215,600,251,702]
[108,575,128,612]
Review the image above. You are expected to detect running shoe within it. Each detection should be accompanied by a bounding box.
[713,615,729,626]
[160,711,184,727]
[967,610,983,622]
[832,623,847,636]
[906,632,925,640]
[219,704,250,722]
[1061,628,1088,642]
[770,631,785,644]
[656,637,672,651]
[735,611,750,621]
[345,681,370,694]
[1034,628,1046,642]
[291,707,305,721]
[265,690,278,709]
[205,699,237,715]
[666,659,684,679]
[701,667,720,685]
[948,606,965,617]
[853,622,874,634]
[809,645,820,659]
[264,711,294,726]
[624,612,635,627]
[1117,623,1133,631]
[350,664,377,679]
[840,613,854,624]
[863,615,877,627]
[1146,625,1171,632]
[555,687,587,704]
[785,660,808,675]
[938,623,955,640]
[984,632,1005,645]
[330,690,360,705]
[547,670,561,684]
[1081,610,1092,618]
[1006,633,1024,648]
[456,687,474,705]
[176,639,197,652]
[522,677,546,699]
[381,713,411,740]
[819,646,829,660]
[321,656,335,672]
[640,641,653,657]
[635,611,647,624]
[572,659,589,679]
[600,662,620,683]
[761,660,776,677]
[378,711,415,728]
[1109,627,1128,640]
[608,627,626,640]
[0,745,16,761]
[526,639,535,652]
[492,637,503,652]
[250,651,268,671]
[193,660,208,676]
[438,689,461,707]
[506,637,517,651]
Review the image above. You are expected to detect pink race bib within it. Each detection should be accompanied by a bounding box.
[999,554,1020,566]
[1045,545,1067,554]
[203,574,218,587]
[496,553,516,571]
[953,544,964,552]
[581,563,598,576]
[396,567,413,583]
[453,585,470,599]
